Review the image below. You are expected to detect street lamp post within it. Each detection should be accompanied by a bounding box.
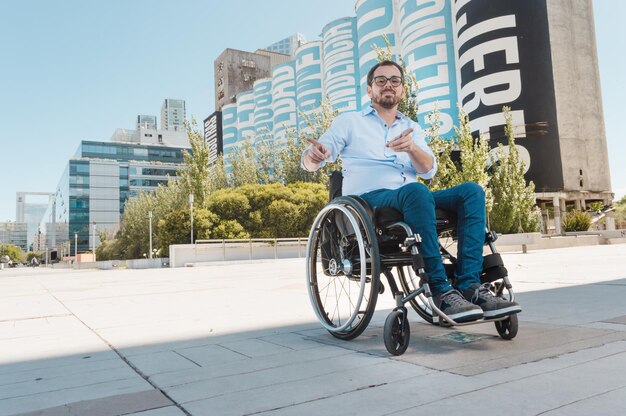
[189,194,194,244]
[74,233,78,259]
[148,211,153,259]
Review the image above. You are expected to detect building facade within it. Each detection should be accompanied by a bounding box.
[137,115,157,130]
[214,48,291,111]
[16,192,53,250]
[0,221,27,252]
[265,33,307,56]
[218,0,612,231]
[41,141,186,255]
[160,99,186,131]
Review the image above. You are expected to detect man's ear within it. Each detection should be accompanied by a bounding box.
[366,84,372,98]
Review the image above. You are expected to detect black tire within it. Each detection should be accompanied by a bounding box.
[384,310,410,355]
[495,313,519,340]
[306,196,380,340]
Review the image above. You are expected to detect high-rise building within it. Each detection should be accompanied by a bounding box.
[137,115,157,130]
[41,140,187,255]
[265,33,307,56]
[0,221,27,252]
[214,48,290,111]
[16,192,53,250]
[161,99,186,131]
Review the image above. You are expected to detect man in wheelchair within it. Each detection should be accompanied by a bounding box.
[302,60,521,323]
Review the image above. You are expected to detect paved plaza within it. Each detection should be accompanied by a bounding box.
[1,244,626,415]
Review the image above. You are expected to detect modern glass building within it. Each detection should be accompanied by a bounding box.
[161,99,186,131]
[41,141,186,254]
[265,33,307,57]
[0,222,27,252]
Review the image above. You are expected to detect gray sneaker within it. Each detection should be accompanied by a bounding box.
[435,289,483,323]
[463,283,522,319]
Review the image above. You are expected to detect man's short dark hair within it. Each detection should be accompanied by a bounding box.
[367,60,405,86]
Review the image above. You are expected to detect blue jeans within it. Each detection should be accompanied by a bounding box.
[360,182,486,295]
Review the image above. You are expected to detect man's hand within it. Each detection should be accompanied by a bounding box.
[305,137,331,165]
[386,127,434,173]
[386,128,415,153]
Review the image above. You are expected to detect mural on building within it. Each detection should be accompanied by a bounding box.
[219,0,606,195]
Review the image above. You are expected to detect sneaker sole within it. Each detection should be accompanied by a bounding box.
[483,305,522,319]
[446,309,484,323]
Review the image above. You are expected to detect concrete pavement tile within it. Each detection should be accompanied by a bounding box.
[0,378,151,416]
[165,351,395,404]
[128,407,187,416]
[182,360,433,416]
[11,389,172,416]
[391,349,626,416]
[540,386,626,416]
[603,314,626,325]
[258,332,324,350]
[126,351,200,376]
[0,316,87,341]
[308,318,626,376]
[0,295,68,322]
[0,364,139,400]
[149,345,352,388]
[515,281,626,326]
[258,371,469,416]
[0,351,118,378]
[0,357,129,387]
[218,338,294,358]
[174,344,249,367]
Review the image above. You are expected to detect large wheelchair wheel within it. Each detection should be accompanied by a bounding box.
[306,196,380,340]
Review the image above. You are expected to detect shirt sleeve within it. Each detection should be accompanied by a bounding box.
[409,122,438,180]
[300,114,348,171]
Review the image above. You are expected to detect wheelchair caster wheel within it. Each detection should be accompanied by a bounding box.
[495,313,518,340]
[384,309,410,355]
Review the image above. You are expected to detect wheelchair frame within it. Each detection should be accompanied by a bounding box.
[305,194,519,356]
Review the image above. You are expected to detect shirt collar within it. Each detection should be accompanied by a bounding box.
[362,103,405,120]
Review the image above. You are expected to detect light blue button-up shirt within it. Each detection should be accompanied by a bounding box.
[306,104,437,196]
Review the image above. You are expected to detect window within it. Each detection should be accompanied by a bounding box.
[241,59,256,68]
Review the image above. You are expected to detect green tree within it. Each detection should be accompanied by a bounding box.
[178,119,211,207]
[488,107,540,234]
[95,238,125,260]
[0,244,25,263]
[157,207,228,255]
[207,154,230,191]
[118,190,155,259]
[423,106,458,191]
[229,139,259,187]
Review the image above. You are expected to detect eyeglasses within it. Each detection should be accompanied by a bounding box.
[372,75,403,87]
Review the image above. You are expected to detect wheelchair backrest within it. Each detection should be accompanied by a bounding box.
[329,170,343,201]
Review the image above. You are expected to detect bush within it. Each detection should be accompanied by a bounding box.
[562,210,591,232]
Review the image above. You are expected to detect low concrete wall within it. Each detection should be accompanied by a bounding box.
[170,239,307,268]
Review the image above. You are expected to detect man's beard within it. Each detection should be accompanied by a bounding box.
[374,91,400,109]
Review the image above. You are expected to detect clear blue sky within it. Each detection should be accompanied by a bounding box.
[0,0,623,222]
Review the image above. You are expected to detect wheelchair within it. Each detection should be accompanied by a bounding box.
[305,172,518,355]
